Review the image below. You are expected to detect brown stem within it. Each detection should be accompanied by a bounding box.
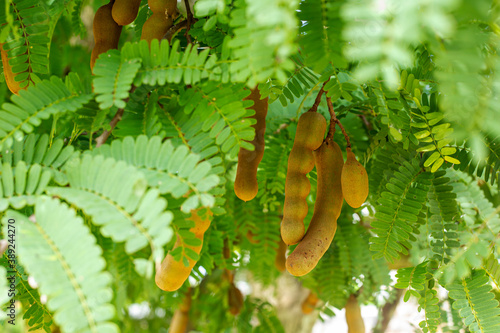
[326,96,351,148]
[183,0,193,44]
[373,289,404,333]
[308,80,329,113]
[95,86,136,147]
[358,113,373,131]
[164,20,188,42]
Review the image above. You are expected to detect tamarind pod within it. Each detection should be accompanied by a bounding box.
[286,139,344,276]
[148,0,178,16]
[274,237,287,272]
[1,43,23,95]
[234,87,268,202]
[140,12,173,43]
[170,289,191,333]
[345,294,365,333]
[341,148,369,208]
[228,283,244,315]
[281,112,327,245]
[170,311,188,333]
[179,288,192,312]
[112,0,141,26]
[155,209,212,291]
[91,2,123,71]
[301,291,319,314]
[293,112,327,150]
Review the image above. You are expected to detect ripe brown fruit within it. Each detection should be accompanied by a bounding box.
[140,12,173,43]
[170,289,191,333]
[91,2,123,71]
[112,0,141,26]
[148,0,178,16]
[274,237,287,272]
[341,148,369,208]
[234,87,269,202]
[281,112,326,245]
[286,139,343,276]
[345,294,365,333]
[155,209,212,291]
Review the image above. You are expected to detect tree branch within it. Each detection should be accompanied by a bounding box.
[326,96,351,147]
[164,20,188,42]
[183,0,194,44]
[95,86,136,147]
[307,79,329,113]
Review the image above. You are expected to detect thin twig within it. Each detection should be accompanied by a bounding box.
[95,86,136,148]
[308,79,329,113]
[326,96,351,148]
[358,113,373,131]
[164,20,188,42]
[183,0,193,44]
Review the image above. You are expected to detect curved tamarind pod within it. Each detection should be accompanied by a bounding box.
[228,283,244,315]
[286,139,344,276]
[234,87,269,201]
[274,237,287,272]
[345,294,365,333]
[281,112,327,245]
[112,0,141,26]
[155,209,212,291]
[91,2,123,71]
[140,12,173,43]
[170,289,191,333]
[341,148,369,208]
[148,0,178,16]
[301,291,319,314]
[1,43,23,95]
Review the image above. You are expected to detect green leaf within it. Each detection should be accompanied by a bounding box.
[3,197,119,333]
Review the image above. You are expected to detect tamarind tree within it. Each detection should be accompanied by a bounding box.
[1,0,500,332]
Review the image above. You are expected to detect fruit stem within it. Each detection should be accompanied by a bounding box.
[326,96,351,148]
[308,79,329,113]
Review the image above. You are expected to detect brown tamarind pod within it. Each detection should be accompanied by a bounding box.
[140,12,173,43]
[112,0,142,26]
[91,2,123,71]
[274,237,287,272]
[345,294,365,333]
[234,87,269,201]
[228,283,244,315]
[155,209,212,291]
[301,291,319,314]
[1,43,24,95]
[170,289,191,333]
[341,148,369,208]
[281,112,327,245]
[148,0,178,16]
[286,139,344,276]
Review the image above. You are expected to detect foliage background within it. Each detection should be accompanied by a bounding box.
[0,0,500,332]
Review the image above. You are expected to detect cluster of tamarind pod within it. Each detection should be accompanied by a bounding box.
[234,86,369,277]
[91,0,178,71]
